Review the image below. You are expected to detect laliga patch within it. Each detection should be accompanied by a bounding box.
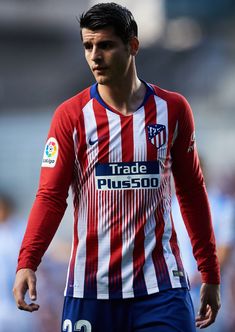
[42,137,59,168]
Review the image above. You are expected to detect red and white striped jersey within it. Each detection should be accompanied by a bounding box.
[17,82,220,299]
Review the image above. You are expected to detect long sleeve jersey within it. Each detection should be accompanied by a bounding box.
[17,82,220,299]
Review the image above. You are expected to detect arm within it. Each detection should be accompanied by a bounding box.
[171,95,220,327]
[13,104,75,311]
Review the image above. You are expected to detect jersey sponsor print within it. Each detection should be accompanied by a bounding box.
[95,161,160,191]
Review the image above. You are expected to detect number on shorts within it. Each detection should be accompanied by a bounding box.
[75,320,92,331]
[62,319,72,332]
[62,319,92,332]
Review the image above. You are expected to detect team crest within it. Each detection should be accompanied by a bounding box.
[147,124,166,149]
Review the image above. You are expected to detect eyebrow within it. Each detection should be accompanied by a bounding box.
[83,40,115,47]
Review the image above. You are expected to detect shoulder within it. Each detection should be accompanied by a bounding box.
[150,84,194,127]
[49,86,92,131]
[149,83,195,132]
[150,83,191,113]
[56,86,92,116]
[150,84,189,105]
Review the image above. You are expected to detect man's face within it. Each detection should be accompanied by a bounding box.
[81,27,133,85]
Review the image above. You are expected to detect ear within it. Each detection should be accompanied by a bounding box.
[129,37,139,56]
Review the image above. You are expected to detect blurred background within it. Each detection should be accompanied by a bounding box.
[0,0,235,331]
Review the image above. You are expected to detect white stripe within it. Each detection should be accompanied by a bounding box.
[73,187,88,297]
[73,128,79,157]
[143,212,160,294]
[160,130,164,147]
[133,106,147,161]
[154,95,168,162]
[106,109,122,163]
[122,190,134,298]
[83,99,99,165]
[156,135,160,148]
[96,189,110,299]
[64,237,76,296]
[163,212,182,288]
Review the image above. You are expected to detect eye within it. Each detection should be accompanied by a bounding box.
[83,42,93,51]
[99,41,114,50]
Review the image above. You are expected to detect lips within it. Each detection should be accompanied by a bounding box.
[93,66,107,71]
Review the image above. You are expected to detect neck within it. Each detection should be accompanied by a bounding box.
[97,68,146,115]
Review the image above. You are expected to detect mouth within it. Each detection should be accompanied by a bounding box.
[93,66,107,72]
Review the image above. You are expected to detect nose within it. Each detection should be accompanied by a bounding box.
[90,46,102,62]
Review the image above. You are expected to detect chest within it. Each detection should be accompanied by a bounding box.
[77,98,174,165]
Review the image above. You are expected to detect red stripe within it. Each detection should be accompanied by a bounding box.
[144,95,158,160]
[152,207,171,289]
[108,190,123,295]
[77,107,89,173]
[84,175,98,295]
[132,189,147,294]
[163,129,167,147]
[93,99,110,163]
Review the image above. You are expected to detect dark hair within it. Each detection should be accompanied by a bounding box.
[79,2,138,44]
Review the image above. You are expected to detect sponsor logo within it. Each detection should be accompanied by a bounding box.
[95,161,160,190]
[89,135,108,146]
[187,131,196,152]
[147,124,166,149]
[42,137,58,168]
[173,270,185,278]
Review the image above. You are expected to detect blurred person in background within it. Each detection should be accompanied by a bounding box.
[0,193,69,331]
[172,159,235,332]
[0,193,34,332]
[13,2,221,332]
[35,247,69,332]
[221,173,235,332]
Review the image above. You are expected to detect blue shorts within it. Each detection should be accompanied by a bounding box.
[61,288,196,332]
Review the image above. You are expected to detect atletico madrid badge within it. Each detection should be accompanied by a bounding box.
[147,124,166,149]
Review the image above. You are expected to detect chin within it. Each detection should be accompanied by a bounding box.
[95,77,110,85]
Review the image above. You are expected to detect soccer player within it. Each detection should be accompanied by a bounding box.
[13,3,221,331]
